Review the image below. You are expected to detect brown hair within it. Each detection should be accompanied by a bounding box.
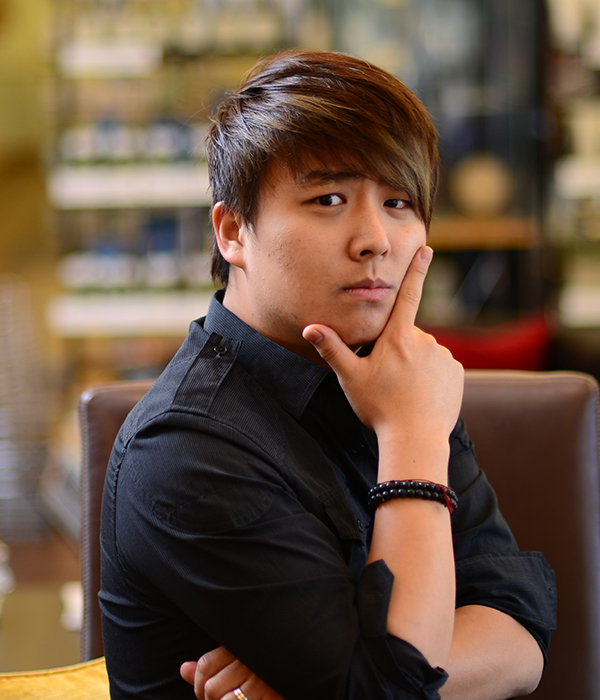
[206,49,439,287]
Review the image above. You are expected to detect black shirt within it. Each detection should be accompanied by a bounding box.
[100,291,556,700]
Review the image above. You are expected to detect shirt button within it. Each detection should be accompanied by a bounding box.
[213,345,228,357]
[356,519,364,532]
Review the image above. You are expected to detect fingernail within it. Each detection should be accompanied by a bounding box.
[303,327,323,345]
[420,246,433,263]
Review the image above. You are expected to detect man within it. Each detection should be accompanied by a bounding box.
[100,50,556,700]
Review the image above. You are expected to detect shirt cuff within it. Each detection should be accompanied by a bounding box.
[357,560,449,699]
[455,551,557,666]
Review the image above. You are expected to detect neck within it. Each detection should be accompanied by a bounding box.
[221,286,330,369]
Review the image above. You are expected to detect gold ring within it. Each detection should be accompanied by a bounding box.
[233,689,249,700]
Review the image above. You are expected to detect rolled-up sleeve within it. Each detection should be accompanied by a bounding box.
[357,561,448,699]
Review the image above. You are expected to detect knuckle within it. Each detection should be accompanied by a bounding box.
[414,262,428,278]
[203,676,220,698]
[197,654,211,671]
[411,328,435,349]
[317,343,339,363]
[399,286,421,307]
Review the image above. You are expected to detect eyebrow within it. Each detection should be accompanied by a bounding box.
[296,169,367,187]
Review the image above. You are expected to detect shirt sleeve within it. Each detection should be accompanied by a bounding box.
[356,561,449,698]
[349,417,556,694]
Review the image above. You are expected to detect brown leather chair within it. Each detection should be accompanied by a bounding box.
[79,370,600,700]
[79,380,153,662]
[461,370,600,699]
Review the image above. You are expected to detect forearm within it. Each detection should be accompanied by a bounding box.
[440,605,544,700]
[367,436,455,669]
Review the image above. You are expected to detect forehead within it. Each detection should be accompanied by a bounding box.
[260,158,381,195]
[296,168,369,187]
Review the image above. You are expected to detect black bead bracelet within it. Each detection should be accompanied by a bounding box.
[367,479,458,514]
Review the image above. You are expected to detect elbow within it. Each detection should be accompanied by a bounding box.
[514,644,544,697]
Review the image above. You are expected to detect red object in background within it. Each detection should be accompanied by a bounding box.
[424,313,551,371]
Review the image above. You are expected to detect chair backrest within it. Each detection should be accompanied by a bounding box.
[461,370,600,699]
[79,380,153,662]
[79,370,600,700]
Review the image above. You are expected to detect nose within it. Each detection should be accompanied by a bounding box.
[348,203,390,261]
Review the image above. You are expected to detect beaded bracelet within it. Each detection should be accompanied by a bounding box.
[367,480,458,514]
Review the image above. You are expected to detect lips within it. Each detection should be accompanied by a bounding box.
[343,278,392,302]
[346,278,388,290]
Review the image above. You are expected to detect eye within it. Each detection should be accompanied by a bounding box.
[314,193,345,206]
[384,198,412,209]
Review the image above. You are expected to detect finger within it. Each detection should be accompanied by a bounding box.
[384,245,433,335]
[180,661,196,686]
[196,646,236,678]
[193,647,237,698]
[302,324,360,378]
[221,679,281,700]
[221,684,252,700]
[202,659,252,700]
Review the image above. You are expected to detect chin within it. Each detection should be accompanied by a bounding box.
[340,325,385,350]
[313,309,389,349]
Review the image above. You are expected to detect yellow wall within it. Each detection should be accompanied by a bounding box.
[0,0,58,370]
[0,0,49,156]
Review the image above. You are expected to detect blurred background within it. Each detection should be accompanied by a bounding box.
[0,0,599,672]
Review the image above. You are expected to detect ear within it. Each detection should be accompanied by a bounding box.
[212,202,248,270]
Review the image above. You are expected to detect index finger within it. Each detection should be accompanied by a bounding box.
[382,245,433,336]
[193,646,236,695]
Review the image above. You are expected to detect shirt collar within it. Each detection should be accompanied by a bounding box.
[201,290,330,418]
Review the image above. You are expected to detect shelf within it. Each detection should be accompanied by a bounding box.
[57,39,163,78]
[559,284,600,328]
[47,291,213,338]
[555,156,600,199]
[48,163,211,210]
[428,216,541,250]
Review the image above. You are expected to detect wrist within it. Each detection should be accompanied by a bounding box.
[368,479,458,513]
[376,432,450,484]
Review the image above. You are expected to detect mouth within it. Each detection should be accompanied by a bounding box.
[342,278,392,302]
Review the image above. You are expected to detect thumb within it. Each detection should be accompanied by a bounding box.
[302,324,358,376]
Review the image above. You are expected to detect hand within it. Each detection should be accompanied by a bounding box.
[180,646,286,700]
[303,246,464,448]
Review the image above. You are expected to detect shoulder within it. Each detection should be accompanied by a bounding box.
[119,323,287,462]
[105,329,302,534]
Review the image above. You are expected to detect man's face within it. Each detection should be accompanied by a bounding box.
[219,162,427,362]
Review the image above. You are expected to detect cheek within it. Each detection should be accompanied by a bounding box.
[415,225,428,251]
[406,222,427,249]
[269,233,327,284]
[266,227,297,268]
[393,225,427,267]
